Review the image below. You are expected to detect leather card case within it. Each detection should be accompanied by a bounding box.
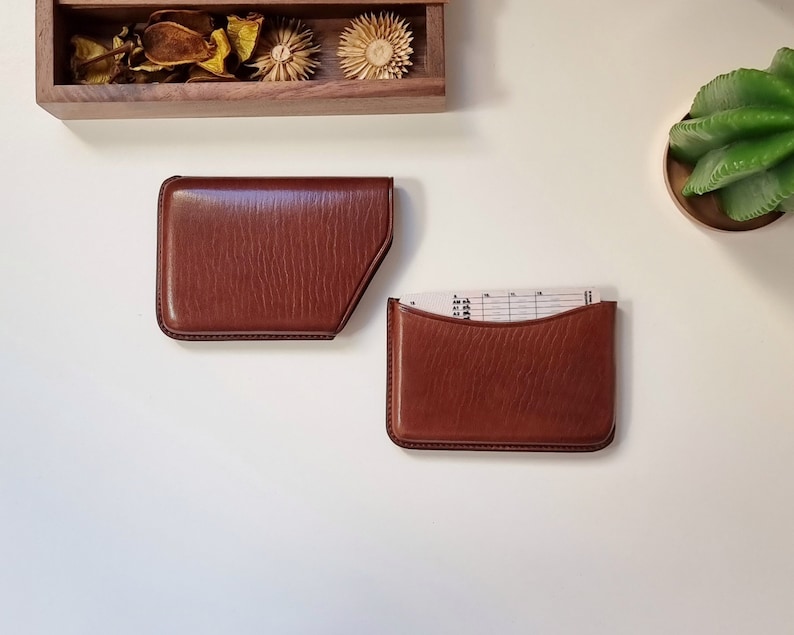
[157,176,393,340]
[386,299,617,452]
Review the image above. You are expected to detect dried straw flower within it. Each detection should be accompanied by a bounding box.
[248,17,321,81]
[337,12,413,80]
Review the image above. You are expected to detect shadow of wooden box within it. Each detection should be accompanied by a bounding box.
[36,0,448,119]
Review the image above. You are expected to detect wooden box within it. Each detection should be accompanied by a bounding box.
[36,0,448,119]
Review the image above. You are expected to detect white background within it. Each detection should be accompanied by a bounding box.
[3,0,794,633]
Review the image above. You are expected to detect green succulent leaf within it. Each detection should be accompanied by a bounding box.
[682,130,794,196]
[777,194,794,211]
[768,47,794,82]
[719,183,775,221]
[719,155,794,220]
[690,69,794,118]
[669,107,794,164]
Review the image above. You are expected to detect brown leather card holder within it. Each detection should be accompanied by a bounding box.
[386,299,617,452]
[157,176,393,340]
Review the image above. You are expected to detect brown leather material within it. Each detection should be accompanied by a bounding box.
[157,176,393,340]
[387,299,617,451]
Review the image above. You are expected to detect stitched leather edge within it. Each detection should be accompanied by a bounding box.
[385,298,617,453]
[155,175,183,341]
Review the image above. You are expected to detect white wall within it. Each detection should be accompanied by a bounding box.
[2,0,793,633]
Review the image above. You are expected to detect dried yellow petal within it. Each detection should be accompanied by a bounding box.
[197,29,233,77]
[111,26,128,55]
[70,36,115,84]
[128,35,148,68]
[226,14,263,62]
[130,61,172,73]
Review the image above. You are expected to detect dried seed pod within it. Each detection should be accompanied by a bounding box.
[247,17,320,81]
[147,10,214,36]
[338,12,413,80]
[143,21,213,66]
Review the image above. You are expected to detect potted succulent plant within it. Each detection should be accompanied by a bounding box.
[665,47,794,231]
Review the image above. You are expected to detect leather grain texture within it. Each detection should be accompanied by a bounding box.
[157,176,393,340]
[387,299,617,451]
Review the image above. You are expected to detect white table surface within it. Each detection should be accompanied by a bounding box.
[3,0,794,633]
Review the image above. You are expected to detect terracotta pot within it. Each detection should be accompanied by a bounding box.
[663,142,784,232]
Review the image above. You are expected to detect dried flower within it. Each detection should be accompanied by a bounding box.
[337,12,413,80]
[247,18,321,81]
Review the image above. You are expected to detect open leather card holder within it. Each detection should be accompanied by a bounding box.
[386,299,617,452]
[157,177,393,340]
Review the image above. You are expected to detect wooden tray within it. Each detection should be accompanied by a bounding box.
[36,0,448,119]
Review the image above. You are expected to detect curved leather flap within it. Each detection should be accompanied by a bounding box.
[157,176,393,340]
[387,299,617,451]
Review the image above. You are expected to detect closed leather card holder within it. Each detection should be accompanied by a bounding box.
[157,176,393,340]
[386,299,617,452]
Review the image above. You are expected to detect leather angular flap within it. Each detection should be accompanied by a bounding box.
[157,176,393,340]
